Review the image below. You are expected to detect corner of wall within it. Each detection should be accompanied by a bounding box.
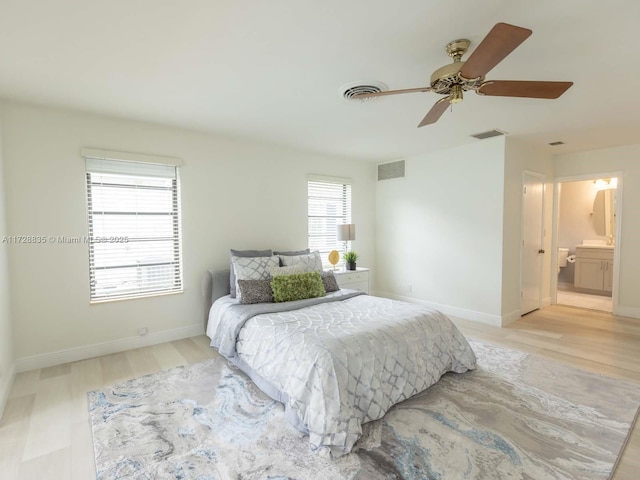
[0,102,16,418]
[0,364,16,420]
[501,309,522,327]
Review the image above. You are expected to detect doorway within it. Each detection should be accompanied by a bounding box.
[552,173,622,313]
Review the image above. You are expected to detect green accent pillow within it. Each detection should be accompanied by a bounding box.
[271,271,326,303]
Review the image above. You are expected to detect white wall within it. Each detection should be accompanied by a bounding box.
[1,102,376,368]
[555,146,640,318]
[0,105,15,415]
[375,137,506,325]
[375,136,554,326]
[502,138,554,317]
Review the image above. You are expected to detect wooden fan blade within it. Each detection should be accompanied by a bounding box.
[459,23,532,80]
[418,97,450,127]
[352,86,433,99]
[478,80,573,98]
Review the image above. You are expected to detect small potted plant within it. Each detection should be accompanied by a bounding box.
[343,251,359,271]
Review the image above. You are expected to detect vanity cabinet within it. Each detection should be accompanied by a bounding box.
[603,260,614,292]
[574,246,614,294]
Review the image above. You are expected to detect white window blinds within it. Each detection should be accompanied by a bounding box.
[308,176,352,265]
[85,155,183,302]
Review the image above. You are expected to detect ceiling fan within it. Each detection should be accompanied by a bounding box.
[354,22,573,127]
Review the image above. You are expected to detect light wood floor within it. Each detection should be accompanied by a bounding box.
[1,305,639,479]
[557,289,613,312]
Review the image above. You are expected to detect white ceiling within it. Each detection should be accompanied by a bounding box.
[0,0,638,161]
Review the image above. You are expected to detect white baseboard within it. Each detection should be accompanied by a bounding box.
[0,362,16,420]
[15,324,204,373]
[375,291,505,327]
[614,305,640,319]
[541,296,552,308]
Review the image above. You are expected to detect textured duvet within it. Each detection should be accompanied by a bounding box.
[208,293,476,458]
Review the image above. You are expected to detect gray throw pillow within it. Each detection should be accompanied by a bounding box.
[273,249,311,255]
[237,279,274,304]
[280,251,323,273]
[321,271,340,293]
[229,249,272,298]
[273,249,310,266]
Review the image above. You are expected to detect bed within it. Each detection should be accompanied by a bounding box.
[206,268,477,458]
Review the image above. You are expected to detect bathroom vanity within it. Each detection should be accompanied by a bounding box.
[574,245,614,295]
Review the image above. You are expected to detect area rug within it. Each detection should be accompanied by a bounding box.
[88,340,640,479]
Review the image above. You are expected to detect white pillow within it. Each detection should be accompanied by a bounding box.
[280,250,323,272]
[232,255,279,301]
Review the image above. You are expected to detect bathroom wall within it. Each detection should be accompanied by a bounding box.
[557,180,610,286]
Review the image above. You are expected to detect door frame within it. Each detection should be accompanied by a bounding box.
[520,171,546,315]
[551,171,624,313]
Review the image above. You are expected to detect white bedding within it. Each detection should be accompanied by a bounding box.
[207,293,477,458]
[206,294,237,340]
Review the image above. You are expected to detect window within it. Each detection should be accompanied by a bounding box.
[308,176,352,266]
[84,151,183,302]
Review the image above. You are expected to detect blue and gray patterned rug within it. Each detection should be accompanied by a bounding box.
[88,340,640,479]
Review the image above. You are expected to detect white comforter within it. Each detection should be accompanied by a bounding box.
[208,294,476,458]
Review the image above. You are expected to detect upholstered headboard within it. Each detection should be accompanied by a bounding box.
[203,269,231,327]
[208,268,231,304]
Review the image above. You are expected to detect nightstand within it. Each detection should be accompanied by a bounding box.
[332,267,370,294]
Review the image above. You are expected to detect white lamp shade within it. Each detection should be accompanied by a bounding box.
[337,224,356,242]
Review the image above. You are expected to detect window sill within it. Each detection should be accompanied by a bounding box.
[90,289,184,305]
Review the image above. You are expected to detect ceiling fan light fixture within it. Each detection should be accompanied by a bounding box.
[450,84,463,104]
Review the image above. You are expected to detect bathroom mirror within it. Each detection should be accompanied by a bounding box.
[592,189,616,238]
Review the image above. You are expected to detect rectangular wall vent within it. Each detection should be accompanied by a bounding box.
[378,160,405,181]
[470,129,507,140]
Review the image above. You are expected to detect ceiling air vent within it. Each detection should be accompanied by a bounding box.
[470,129,507,140]
[340,81,388,102]
[548,141,565,146]
[378,160,405,181]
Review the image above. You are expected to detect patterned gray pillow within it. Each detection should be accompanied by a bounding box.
[232,255,279,302]
[280,251,323,272]
[229,249,272,298]
[274,249,310,265]
[237,279,274,304]
[321,271,340,293]
[273,249,310,256]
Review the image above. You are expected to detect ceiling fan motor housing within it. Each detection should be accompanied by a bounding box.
[430,39,484,95]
